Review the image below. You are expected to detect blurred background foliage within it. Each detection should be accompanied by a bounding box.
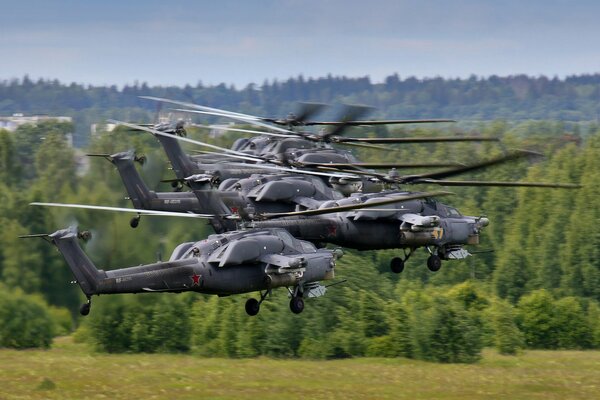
[1,75,600,362]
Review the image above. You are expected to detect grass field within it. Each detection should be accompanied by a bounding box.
[1,337,599,400]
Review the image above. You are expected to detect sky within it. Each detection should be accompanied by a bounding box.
[1,0,599,88]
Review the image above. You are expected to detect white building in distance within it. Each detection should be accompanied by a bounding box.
[0,113,74,146]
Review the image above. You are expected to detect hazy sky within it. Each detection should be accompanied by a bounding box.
[1,0,599,88]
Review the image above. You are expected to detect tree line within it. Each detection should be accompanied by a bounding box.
[1,73,600,146]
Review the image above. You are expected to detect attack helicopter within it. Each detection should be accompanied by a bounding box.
[28,100,582,318]
[34,147,580,277]
[22,226,342,316]
[34,185,490,277]
[36,124,580,276]
[114,119,476,196]
[33,190,466,277]
[124,97,500,193]
[87,149,344,231]
[86,145,548,234]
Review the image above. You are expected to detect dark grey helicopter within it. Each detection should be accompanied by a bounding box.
[113,120,376,195]
[121,97,498,192]
[106,116,562,199]
[22,226,342,316]
[34,145,580,273]
[249,190,489,273]
[88,147,551,231]
[33,190,485,274]
[29,101,582,307]
[88,149,345,230]
[144,96,501,166]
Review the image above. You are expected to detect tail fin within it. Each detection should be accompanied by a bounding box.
[152,128,198,179]
[193,190,238,233]
[36,228,104,297]
[105,150,156,209]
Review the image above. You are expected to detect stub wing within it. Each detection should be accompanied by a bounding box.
[260,254,306,271]
[399,213,441,227]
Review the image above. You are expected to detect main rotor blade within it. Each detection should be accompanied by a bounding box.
[334,136,499,144]
[109,120,266,162]
[179,147,358,179]
[305,118,456,126]
[224,161,359,179]
[261,191,453,219]
[261,102,329,126]
[174,109,259,123]
[292,102,329,123]
[415,179,582,189]
[313,165,384,179]
[187,150,271,165]
[140,96,260,121]
[320,104,373,139]
[398,150,542,183]
[142,96,324,134]
[173,108,295,135]
[334,141,401,151]
[30,202,217,218]
[204,125,295,138]
[315,150,543,184]
[299,162,464,169]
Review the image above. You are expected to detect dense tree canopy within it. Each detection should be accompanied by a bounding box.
[1,82,600,359]
[2,74,600,146]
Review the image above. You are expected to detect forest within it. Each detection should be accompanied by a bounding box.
[1,74,600,363]
[1,73,600,146]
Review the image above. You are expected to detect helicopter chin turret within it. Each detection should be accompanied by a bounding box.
[431,215,491,264]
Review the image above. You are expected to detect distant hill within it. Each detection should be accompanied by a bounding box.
[1,73,599,145]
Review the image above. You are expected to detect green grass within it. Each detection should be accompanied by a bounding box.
[1,337,600,400]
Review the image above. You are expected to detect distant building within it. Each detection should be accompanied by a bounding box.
[0,113,72,131]
[90,123,117,135]
[0,113,74,146]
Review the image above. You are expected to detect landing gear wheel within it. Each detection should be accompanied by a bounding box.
[245,298,260,316]
[130,216,140,228]
[290,296,305,314]
[79,301,91,316]
[427,254,442,272]
[390,257,405,273]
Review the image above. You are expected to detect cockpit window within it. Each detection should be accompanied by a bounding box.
[275,230,295,248]
[445,206,462,217]
[300,241,316,253]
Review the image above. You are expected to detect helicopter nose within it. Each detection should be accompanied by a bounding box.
[477,217,490,228]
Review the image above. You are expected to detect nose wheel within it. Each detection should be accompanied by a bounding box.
[290,296,305,314]
[427,254,442,272]
[288,284,306,314]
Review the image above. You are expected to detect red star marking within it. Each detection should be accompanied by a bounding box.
[191,273,201,287]
[327,224,337,236]
[230,207,239,214]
